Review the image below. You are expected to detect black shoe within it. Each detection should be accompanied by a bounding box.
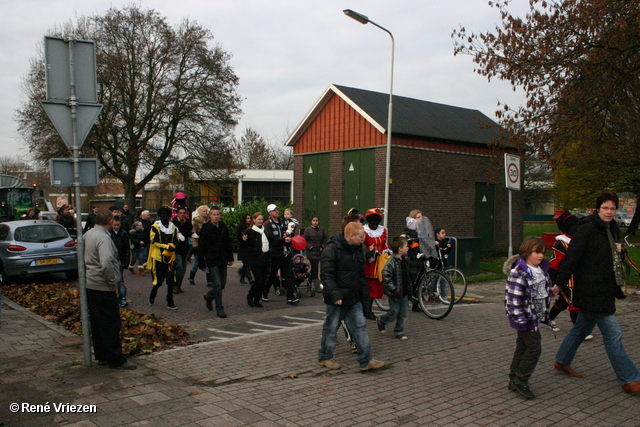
[96,360,108,366]
[167,304,178,310]
[247,294,254,307]
[111,361,137,370]
[412,304,422,312]
[204,295,213,311]
[376,318,386,333]
[148,296,155,305]
[287,298,300,304]
[510,379,535,399]
[217,310,227,318]
[365,312,377,321]
[254,300,263,308]
[173,287,184,294]
[188,278,196,286]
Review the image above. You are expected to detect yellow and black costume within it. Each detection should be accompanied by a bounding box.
[147,207,184,309]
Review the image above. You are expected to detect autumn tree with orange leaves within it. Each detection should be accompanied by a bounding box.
[453,0,640,234]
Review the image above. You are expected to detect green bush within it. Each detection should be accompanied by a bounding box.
[221,198,293,252]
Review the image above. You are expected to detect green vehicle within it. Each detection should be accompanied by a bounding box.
[0,175,35,222]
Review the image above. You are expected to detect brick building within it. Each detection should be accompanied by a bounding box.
[286,84,523,251]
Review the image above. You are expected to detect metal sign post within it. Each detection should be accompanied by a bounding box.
[41,36,102,367]
[504,154,522,257]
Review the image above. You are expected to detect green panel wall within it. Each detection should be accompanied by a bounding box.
[302,153,330,226]
[343,149,375,214]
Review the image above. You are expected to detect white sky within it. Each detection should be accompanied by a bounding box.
[0,0,530,160]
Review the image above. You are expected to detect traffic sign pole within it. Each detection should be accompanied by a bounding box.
[68,38,92,367]
[42,36,102,367]
[504,154,521,257]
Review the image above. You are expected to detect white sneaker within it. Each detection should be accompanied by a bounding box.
[549,321,560,332]
[584,334,594,341]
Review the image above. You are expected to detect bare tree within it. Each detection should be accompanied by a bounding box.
[231,127,293,170]
[16,5,242,207]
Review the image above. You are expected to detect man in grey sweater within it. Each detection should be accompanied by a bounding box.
[84,209,136,370]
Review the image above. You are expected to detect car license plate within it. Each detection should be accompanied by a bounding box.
[37,258,61,265]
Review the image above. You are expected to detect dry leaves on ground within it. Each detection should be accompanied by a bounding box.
[3,281,195,356]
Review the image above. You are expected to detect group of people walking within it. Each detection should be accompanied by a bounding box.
[505,191,640,399]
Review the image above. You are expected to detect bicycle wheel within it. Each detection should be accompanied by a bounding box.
[374,295,390,311]
[446,268,467,304]
[418,270,454,319]
[622,260,631,278]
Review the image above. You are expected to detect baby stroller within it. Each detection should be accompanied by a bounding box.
[275,258,316,298]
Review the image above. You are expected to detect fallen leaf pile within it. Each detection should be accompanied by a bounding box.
[3,281,195,356]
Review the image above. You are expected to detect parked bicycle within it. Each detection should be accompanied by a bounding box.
[434,238,467,304]
[622,235,640,289]
[374,255,455,320]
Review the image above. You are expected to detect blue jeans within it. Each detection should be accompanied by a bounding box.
[556,312,640,385]
[204,266,227,312]
[117,264,126,301]
[174,252,189,288]
[379,295,408,335]
[318,302,372,368]
[130,247,147,267]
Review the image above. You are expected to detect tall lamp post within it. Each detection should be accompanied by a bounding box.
[343,9,394,229]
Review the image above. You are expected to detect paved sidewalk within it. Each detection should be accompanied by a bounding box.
[1,283,639,426]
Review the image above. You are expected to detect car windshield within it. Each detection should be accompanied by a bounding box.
[14,225,68,243]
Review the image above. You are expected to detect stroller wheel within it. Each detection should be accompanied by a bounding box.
[275,286,286,296]
[293,287,301,300]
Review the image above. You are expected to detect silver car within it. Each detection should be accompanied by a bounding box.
[615,213,632,228]
[0,220,78,283]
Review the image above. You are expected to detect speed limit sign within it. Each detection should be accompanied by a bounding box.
[504,154,521,190]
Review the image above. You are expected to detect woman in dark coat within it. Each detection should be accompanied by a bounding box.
[303,215,326,291]
[56,205,77,238]
[245,212,270,308]
[236,213,253,284]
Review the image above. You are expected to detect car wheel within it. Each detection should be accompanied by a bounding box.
[65,270,79,281]
[0,265,12,286]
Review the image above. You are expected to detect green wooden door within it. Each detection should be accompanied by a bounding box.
[474,183,495,250]
[343,149,375,214]
[302,153,330,226]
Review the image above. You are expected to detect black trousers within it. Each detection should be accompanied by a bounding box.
[509,329,542,383]
[86,288,126,367]
[250,262,270,302]
[263,255,294,299]
[149,260,175,306]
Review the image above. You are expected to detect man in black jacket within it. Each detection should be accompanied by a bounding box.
[318,222,385,372]
[263,204,297,304]
[554,191,640,394]
[199,206,234,318]
[172,207,192,294]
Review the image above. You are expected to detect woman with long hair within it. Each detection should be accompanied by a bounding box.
[245,212,270,307]
[236,213,253,284]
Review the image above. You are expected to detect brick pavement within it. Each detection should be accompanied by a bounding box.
[1,283,639,426]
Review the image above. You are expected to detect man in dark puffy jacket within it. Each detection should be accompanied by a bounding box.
[317,222,385,372]
[554,191,640,394]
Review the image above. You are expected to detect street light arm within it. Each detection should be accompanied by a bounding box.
[343,9,369,24]
[343,9,394,230]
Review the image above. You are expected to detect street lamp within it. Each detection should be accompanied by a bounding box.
[343,9,395,230]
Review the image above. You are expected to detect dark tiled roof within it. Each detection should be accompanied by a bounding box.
[334,84,502,145]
